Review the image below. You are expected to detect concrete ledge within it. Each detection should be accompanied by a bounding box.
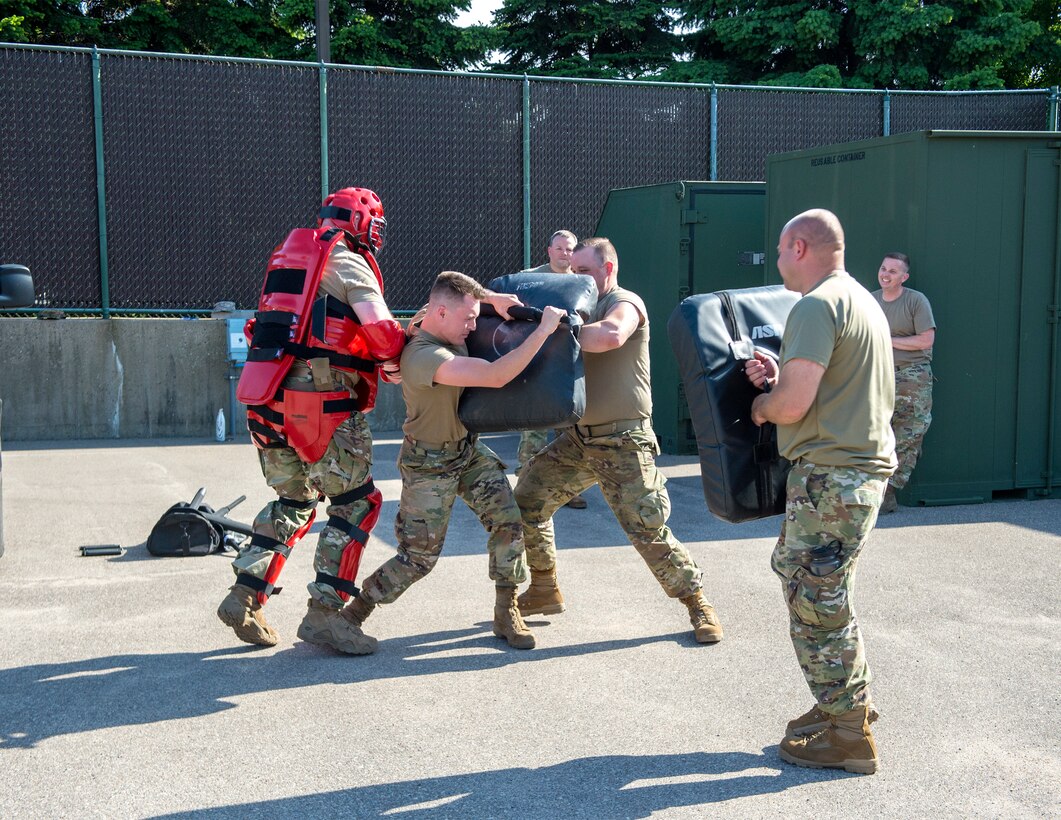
[0,318,404,441]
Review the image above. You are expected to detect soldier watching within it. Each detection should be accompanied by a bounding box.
[872,252,936,513]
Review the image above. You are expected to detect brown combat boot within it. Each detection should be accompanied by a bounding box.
[779,705,879,774]
[517,568,565,616]
[216,583,278,647]
[679,590,724,643]
[786,699,880,737]
[296,598,377,655]
[493,586,536,649]
[341,595,375,628]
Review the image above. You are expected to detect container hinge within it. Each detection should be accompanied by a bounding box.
[679,238,690,256]
[678,285,690,301]
[1048,304,1060,324]
[681,209,709,224]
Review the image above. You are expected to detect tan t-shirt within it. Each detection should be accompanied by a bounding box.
[778,271,897,476]
[284,242,384,392]
[581,286,652,427]
[400,329,468,444]
[872,287,935,367]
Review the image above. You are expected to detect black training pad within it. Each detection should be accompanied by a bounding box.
[458,272,597,433]
[668,286,800,523]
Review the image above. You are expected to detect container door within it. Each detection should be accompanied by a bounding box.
[1015,148,1061,491]
[687,188,767,294]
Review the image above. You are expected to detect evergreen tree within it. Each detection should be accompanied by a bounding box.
[492,0,678,78]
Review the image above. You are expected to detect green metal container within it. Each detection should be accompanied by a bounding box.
[594,181,767,454]
[766,130,1061,504]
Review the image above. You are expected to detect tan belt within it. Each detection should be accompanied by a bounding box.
[574,418,649,438]
[405,434,476,453]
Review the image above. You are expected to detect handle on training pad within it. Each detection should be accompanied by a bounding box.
[505,305,571,325]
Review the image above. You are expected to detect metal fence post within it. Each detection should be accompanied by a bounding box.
[522,75,531,269]
[91,46,110,318]
[883,90,891,137]
[319,60,329,200]
[1050,86,1059,131]
[710,84,718,181]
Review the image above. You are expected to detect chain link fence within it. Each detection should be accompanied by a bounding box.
[1,44,1056,313]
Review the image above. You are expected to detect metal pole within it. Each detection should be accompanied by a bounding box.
[883,90,891,137]
[1050,86,1059,131]
[319,61,329,199]
[91,46,110,319]
[709,84,718,181]
[315,0,330,64]
[522,75,531,269]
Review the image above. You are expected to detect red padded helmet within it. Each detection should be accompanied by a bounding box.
[318,187,386,253]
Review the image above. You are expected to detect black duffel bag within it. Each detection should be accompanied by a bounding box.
[668,285,801,523]
[458,271,597,433]
[146,489,253,557]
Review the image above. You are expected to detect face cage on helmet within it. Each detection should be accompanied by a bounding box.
[367,217,386,254]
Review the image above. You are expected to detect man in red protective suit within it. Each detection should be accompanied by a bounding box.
[217,187,405,655]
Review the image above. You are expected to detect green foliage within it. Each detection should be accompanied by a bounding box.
[277,0,498,69]
[491,0,679,78]
[674,0,1057,89]
[1,0,1057,88]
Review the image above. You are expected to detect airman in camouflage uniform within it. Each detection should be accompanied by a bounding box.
[217,190,403,656]
[873,253,936,512]
[745,210,895,774]
[514,238,723,644]
[343,271,566,650]
[516,230,588,509]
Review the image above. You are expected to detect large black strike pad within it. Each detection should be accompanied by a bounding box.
[458,272,597,433]
[668,285,801,523]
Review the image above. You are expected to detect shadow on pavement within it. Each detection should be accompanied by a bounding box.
[0,629,713,750]
[149,747,848,818]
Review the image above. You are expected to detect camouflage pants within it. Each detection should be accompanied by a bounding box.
[891,362,933,490]
[359,437,527,605]
[231,412,375,609]
[514,427,703,598]
[516,429,550,474]
[772,461,886,714]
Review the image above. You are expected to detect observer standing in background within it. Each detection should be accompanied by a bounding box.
[745,209,895,775]
[515,237,724,644]
[872,253,935,513]
[339,271,567,651]
[217,188,404,656]
[518,229,587,510]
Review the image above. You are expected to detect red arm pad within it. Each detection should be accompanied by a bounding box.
[360,319,406,361]
[243,317,256,346]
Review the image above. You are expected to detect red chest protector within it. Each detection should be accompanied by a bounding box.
[237,226,386,461]
[237,226,385,408]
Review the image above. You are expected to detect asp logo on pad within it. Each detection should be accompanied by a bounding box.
[751,324,783,339]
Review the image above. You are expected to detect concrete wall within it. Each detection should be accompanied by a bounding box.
[0,318,405,441]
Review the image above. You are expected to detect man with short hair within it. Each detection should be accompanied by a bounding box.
[340,271,566,651]
[872,252,935,513]
[515,237,724,644]
[744,209,896,774]
[519,228,587,509]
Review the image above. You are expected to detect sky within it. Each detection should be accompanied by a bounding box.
[453,0,505,27]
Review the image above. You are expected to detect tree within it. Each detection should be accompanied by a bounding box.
[673,0,1055,90]
[491,0,679,79]
[276,0,497,69]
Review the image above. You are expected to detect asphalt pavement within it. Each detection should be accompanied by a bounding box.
[1,433,1058,819]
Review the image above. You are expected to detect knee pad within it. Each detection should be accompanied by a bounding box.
[313,479,383,602]
[237,495,319,606]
